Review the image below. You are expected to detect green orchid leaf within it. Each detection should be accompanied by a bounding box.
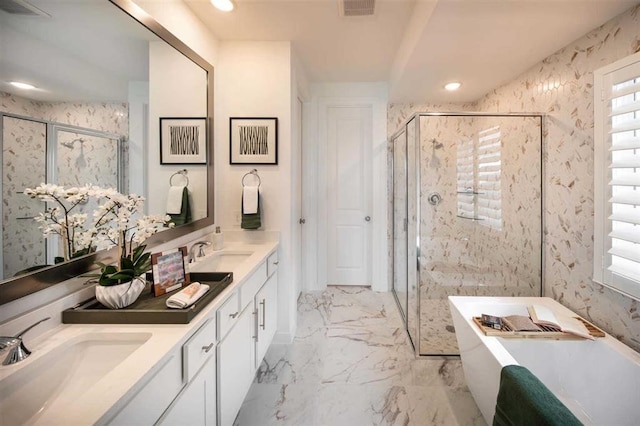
[121,257,135,271]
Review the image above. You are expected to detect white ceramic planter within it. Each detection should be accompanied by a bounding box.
[95,277,146,309]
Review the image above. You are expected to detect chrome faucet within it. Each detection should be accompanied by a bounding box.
[189,241,211,263]
[0,317,50,365]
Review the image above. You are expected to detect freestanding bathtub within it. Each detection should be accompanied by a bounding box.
[449,296,640,425]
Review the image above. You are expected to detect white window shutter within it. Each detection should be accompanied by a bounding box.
[594,52,640,300]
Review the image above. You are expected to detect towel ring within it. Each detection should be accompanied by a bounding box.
[170,169,189,187]
[242,169,261,188]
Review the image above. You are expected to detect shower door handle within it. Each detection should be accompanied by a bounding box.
[364,216,371,222]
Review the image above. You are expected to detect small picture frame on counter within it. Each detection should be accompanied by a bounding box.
[151,246,190,296]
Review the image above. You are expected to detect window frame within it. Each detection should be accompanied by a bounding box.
[593,51,640,301]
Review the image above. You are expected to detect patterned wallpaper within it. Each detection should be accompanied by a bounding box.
[389,5,640,352]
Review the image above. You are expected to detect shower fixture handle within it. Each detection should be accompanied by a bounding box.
[428,193,442,206]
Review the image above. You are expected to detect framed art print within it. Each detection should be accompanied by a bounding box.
[229,117,278,164]
[160,117,207,165]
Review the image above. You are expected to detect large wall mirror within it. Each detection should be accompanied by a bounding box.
[0,0,214,304]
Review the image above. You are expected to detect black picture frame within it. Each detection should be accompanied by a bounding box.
[160,117,207,165]
[229,117,278,165]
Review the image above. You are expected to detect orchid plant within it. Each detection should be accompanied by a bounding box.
[25,184,173,286]
[24,184,94,262]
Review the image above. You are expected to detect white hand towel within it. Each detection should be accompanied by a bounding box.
[166,186,185,214]
[166,282,210,309]
[243,185,259,214]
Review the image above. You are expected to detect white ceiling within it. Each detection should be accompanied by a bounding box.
[185,0,640,103]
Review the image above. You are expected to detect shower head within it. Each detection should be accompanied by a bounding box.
[61,138,85,149]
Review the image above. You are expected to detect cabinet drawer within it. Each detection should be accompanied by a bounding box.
[267,251,279,277]
[217,291,239,340]
[239,261,267,311]
[183,318,216,383]
[108,353,182,425]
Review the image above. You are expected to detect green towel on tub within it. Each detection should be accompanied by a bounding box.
[493,365,582,426]
[241,195,261,229]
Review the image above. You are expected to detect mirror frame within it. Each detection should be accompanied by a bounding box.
[0,0,215,305]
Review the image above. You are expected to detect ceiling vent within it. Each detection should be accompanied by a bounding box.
[0,0,50,17]
[340,0,375,17]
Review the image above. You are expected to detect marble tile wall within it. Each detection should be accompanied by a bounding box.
[390,4,640,352]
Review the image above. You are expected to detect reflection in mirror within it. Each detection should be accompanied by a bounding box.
[0,0,213,300]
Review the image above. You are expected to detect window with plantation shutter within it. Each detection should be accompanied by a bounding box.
[456,128,502,230]
[476,126,502,230]
[457,137,475,219]
[594,52,640,300]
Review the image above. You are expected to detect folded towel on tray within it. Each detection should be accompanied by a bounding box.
[166,282,210,309]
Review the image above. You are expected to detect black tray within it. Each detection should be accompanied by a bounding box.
[62,272,233,324]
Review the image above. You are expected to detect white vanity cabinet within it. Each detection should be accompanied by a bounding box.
[217,252,279,426]
[217,301,256,426]
[158,319,217,425]
[106,248,279,426]
[255,271,278,365]
[158,356,216,425]
[107,320,217,426]
[106,353,183,425]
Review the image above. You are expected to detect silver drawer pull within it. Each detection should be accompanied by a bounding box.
[229,311,239,319]
[202,343,214,353]
[260,299,266,330]
[253,309,259,342]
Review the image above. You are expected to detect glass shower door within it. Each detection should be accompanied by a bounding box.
[417,114,542,355]
[1,115,47,279]
[392,130,408,323]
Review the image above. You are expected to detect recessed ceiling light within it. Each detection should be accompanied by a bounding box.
[9,81,36,90]
[444,82,461,91]
[211,0,234,12]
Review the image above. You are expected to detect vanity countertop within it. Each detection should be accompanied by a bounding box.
[0,239,278,425]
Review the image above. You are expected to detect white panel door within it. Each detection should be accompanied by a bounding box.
[327,106,372,285]
[294,97,304,298]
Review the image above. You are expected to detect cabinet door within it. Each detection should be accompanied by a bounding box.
[158,356,216,426]
[108,354,183,425]
[217,305,256,426]
[255,272,278,365]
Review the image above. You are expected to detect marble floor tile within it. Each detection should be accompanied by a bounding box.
[419,299,460,355]
[236,286,485,426]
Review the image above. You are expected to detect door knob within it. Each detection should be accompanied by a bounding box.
[365,216,371,222]
[299,218,306,224]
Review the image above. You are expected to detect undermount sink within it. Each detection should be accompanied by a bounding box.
[0,332,151,425]
[191,251,253,272]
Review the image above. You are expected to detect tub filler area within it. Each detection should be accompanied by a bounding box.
[449,296,640,425]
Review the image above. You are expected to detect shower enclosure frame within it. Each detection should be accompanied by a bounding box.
[390,112,545,357]
[0,112,124,277]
